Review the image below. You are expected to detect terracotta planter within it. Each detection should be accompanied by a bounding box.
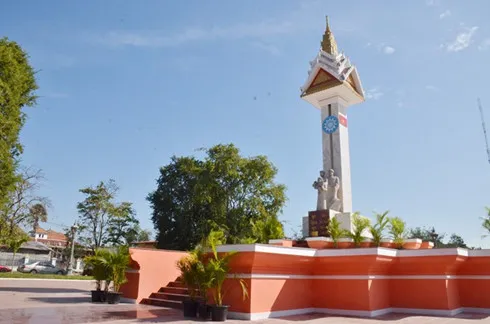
[403,238,422,250]
[337,238,354,249]
[268,239,293,247]
[360,238,375,248]
[420,241,434,249]
[380,239,396,249]
[306,237,333,249]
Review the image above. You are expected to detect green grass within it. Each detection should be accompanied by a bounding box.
[0,272,94,280]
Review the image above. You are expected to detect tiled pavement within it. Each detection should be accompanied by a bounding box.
[0,279,489,323]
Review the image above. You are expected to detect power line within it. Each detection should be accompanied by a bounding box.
[477,98,490,165]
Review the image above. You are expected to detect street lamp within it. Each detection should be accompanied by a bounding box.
[430,227,438,249]
[67,223,78,275]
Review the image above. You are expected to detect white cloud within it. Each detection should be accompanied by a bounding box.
[439,10,451,19]
[366,88,384,100]
[426,0,440,6]
[251,41,281,55]
[383,46,396,54]
[90,20,296,48]
[425,85,439,91]
[445,26,479,52]
[478,39,490,51]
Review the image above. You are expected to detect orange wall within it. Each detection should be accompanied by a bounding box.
[120,248,187,302]
[122,245,490,318]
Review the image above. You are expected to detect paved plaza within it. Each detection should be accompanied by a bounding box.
[0,279,489,323]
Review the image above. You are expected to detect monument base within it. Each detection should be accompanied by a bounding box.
[302,210,372,238]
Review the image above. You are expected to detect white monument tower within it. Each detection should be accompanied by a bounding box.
[301,17,365,237]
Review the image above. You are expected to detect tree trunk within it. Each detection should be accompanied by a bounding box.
[11,251,16,269]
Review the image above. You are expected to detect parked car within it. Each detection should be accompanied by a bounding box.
[0,266,11,272]
[17,261,66,275]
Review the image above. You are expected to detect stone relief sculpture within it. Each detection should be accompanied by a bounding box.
[312,169,342,212]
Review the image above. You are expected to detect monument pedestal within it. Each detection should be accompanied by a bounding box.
[302,210,371,238]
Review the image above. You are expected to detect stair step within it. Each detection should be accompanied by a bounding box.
[159,286,190,294]
[149,292,189,301]
[141,298,182,309]
[167,281,185,288]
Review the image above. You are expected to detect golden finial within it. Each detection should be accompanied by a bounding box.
[321,16,338,55]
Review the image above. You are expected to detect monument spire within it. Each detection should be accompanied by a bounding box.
[321,16,338,55]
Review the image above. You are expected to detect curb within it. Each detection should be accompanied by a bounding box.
[0,278,95,282]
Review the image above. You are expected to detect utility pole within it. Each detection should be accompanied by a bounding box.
[67,223,78,275]
[477,98,490,165]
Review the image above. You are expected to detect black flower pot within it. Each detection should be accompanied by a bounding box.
[106,292,123,304]
[198,303,211,320]
[91,290,103,303]
[211,305,229,322]
[182,299,198,318]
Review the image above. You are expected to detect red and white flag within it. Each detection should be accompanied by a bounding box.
[338,113,348,127]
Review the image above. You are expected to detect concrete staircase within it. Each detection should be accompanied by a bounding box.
[141,278,190,309]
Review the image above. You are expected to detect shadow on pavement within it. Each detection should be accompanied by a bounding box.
[29,296,90,304]
[0,287,89,293]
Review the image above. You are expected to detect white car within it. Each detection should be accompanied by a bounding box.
[17,261,66,275]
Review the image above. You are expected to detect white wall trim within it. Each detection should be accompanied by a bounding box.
[229,308,315,320]
[398,248,468,257]
[120,297,137,304]
[390,307,464,316]
[468,250,490,257]
[215,243,483,258]
[229,306,489,320]
[463,307,490,314]
[229,273,490,280]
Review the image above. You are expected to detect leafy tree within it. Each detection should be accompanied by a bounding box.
[136,228,152,242]
[0,38,38,210]
[148,144,287,251]
[7,234,29,267]
[76,179,135,251]
[241,216,285,244]
[28,203,48,235]
[408,226,468,248]
[446,234,467,248]
[0,167,50,240]
[104,203,140,246]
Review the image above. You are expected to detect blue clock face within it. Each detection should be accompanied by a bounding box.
[322,116,339,134]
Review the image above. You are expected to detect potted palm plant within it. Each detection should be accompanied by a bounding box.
[206,230,248,322]
[100,246,130,304]
[344,213,370,248]
[388,217,406,249]
[326,217,344,248]
[369,211,390,247]
[177,253,201,317]
[84,249,111,303]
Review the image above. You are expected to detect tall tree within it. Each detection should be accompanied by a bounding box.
[0,38,38,210]
[0,167,50,240]
[76,179,136,251]
[148,143,287,251]
[408,226,468,248]
[104,202,140,246]
[28,203,48,235]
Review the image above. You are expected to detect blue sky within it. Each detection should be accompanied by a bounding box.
[2,0,490,248]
